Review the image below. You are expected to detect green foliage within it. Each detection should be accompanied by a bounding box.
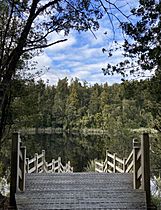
[103,1,161,78]
[84,160,96,172]
[11,77,158,133]
[8,76,161,175]
[151,175,161,209]
[152,196,161,210]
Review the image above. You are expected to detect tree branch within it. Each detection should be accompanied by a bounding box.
[0,1,14,67]
[34,0,59,18]
[105,0,131,20]
[27,29,56,45]
[99,0,115,38]
[23,38,68,52]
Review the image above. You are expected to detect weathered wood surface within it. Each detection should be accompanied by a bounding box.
[26,151,73,174]
[95,133,151,206]
[16,173,147,210]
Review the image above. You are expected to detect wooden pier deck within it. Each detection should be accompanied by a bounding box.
[9,133,155,210]
[16,173,147,210]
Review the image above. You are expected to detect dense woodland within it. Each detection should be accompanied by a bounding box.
[11,75,160,133]
[10,78,152,130]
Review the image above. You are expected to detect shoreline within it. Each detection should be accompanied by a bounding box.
[20,127,110,135]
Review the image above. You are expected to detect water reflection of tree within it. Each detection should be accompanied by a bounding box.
[22,132,133,172]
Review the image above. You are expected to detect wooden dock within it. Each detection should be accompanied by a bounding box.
[9,133,156,210]
[16,173,147,210]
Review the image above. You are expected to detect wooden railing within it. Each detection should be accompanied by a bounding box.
[10,133,26,207]
[10,132,73,208]
[26,151,73,174]
[95,133,151,208]
[95,150,133,173]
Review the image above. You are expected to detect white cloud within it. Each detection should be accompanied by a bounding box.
[79,26,112,46]
[52,54,67,61]
[47,33,76,52]
[32,52,52,67]
[31,1,138,86]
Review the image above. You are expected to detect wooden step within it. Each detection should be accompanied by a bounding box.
[16,173,147,210]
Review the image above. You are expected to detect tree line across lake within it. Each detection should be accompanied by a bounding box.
[7,74,161,174]
[11,75,161,132]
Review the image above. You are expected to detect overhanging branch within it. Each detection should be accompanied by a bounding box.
[35,0,59,18]
[22,38,68,52]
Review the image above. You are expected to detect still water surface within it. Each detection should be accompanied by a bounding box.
[22,133,111,172]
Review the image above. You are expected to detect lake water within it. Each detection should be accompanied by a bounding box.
[22,133,111,172]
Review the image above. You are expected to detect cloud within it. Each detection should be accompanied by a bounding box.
[34,31,122,85]
[47,33,76,52]
[31,1,139,86]
[32,52,52,67]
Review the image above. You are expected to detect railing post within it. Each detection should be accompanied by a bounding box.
[103,150,108,172]
[42,150,46,172]
[67,161,71,173]
[94,160,97,172]
[133,138,140,189]
[113,153,116,173]
[141,133,151,208]
[10,132,20,207]
[58,157,61,173]
[34,153,38,173]
[123,158,127,173]
[26,158,29,173]
[19,146,26,192]
[52,159,55,173]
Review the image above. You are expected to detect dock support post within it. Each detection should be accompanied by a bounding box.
[141,133,151,209]
[19,146,26,192]
[26,158,29,173]
[10,132,20,207]
[133,138,140,189]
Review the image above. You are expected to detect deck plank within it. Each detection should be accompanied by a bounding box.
[16,173,147,210]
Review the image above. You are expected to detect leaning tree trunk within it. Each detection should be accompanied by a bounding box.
[0,0,39,146]
[0,83,12,149]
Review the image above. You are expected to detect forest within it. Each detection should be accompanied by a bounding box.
[1,73,161,175]
[1,0,161,207]
[10,77,157,131]
[10,75,160,133]
[9,75,161,170]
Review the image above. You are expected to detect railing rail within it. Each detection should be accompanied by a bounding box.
[10,132,73,208]
[26,152,73,174]
[10,133,26,207]
[95,133,151,208]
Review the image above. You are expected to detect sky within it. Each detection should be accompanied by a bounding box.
[32,0,138,86]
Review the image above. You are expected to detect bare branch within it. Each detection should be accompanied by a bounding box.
[34,0,59,18]
[99,0,115,38]
[23,38,68,52]
[105,0,131,19]
[27,29,56,45]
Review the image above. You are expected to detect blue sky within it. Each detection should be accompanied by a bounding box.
[33,0,138,86]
